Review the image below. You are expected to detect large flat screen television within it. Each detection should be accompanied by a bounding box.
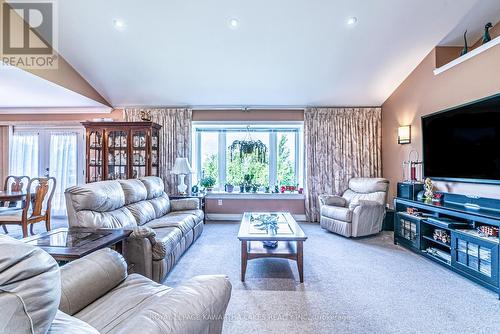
[422,94,500,184]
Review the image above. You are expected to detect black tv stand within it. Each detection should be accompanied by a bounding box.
[394,193,500,299]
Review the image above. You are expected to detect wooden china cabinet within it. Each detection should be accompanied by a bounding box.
[82,121,162,183]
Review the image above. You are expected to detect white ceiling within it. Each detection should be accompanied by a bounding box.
[7,0,500,108]
[0,64,110,111]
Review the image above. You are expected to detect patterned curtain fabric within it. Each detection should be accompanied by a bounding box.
[304,107,382,222]
[125,108,192,195]
[0,126,11,185]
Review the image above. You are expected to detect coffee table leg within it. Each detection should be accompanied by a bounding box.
[241,240,247,282]
[297,240,304,283]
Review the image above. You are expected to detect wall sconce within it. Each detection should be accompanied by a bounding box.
[398,125,411,144]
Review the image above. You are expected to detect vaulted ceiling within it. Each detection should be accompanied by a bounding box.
[3,0,500,109]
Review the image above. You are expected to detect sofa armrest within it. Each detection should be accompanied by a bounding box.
[319,194,347,207]
[59,248,127,315]
[118,275,232,334]
[171,198,199,211]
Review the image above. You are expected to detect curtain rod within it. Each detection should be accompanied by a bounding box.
[118,105,381,110]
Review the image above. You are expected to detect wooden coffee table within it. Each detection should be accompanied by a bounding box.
[238,212,307,282]
[23,227,131,262]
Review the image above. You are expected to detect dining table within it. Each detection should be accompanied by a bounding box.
[0,190,31,203]
[0,190,35,209]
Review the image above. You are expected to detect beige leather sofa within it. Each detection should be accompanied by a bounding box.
[0,234,231,334]
[65,176,203,282]
[319,177,389,237]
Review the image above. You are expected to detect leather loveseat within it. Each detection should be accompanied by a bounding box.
[319,177,389,237]
[0,234,231,334]
[65,176,203,282]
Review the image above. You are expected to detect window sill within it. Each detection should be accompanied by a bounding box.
[205,192,305,200]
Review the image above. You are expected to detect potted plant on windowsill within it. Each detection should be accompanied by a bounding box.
[200,176,216,192]
[225,183,234,193]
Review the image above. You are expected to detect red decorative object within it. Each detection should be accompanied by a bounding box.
[280,186,286,193]
[479,226,499,237]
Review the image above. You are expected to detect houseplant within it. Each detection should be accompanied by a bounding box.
[229,139,267,163]
[200,176,216,192]
[225,183,234,193]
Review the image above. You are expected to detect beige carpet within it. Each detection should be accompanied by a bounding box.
[166,221,500,334]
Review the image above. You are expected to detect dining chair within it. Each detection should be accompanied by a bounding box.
[0,175,30,233]
[0,177,56,238]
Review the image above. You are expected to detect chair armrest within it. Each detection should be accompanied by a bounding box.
[319,195,347,207]
[171,198,199,211]
[59,248,127,315]
[349,199,383,209]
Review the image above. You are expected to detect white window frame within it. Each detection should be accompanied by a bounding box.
[192,121,304,191]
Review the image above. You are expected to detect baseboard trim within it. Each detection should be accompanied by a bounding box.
[207,213,307,222]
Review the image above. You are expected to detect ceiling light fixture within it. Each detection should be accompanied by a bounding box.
[347,16,358,26]
[113,18,126,31]
[228,18,239,29]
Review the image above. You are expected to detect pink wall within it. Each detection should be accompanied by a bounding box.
[382,43,500,202]
[193,109,304,121]
[206,198,305,215]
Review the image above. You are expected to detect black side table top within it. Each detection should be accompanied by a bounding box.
[23,227,130,261]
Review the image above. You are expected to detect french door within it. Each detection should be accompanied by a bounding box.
[9,127,84,217]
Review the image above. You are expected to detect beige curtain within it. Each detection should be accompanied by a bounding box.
[0,126,11,185]
[304,107,382,222]
[125,108,192,195]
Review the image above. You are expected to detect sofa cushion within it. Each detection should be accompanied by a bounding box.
[148,193,171,218]
[140,176,164,199]
[74,274,173,333]
[146,213,196,235]
[66,181,125,212]
[0,235,60,334]
[119,179,148,205]
[48,310,99,334]
[127,201,157,225]
[320,206,352,222]
[152,227,183,255]
[75,274,231,334]
[75,207,137,229]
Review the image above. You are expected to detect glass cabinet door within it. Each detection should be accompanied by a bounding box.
[395,213,420,249]
[451,231,499,287]
[151,128,160,177]
[107,130,128,180]
[88,129,104,182]
[131,129,147,178]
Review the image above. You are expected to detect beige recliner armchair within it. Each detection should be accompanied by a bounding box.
[0,234,231,334]
[319,177,389,237]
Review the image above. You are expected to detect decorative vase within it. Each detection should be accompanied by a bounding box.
[226,185,234,193]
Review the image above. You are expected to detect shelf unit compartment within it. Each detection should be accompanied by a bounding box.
[451,230,499,287]
[395,212,420,249]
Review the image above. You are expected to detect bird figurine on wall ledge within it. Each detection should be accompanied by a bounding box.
[482,22,493,44]
[460,30,468,56]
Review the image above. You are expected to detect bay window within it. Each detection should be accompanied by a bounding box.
[193,123,303,191]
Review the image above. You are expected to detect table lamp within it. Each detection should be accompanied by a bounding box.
[171,158,193,195]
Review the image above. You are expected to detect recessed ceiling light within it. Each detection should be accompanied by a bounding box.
[228,18,239,29]
[113,18,126,31]
[347,17,358,26]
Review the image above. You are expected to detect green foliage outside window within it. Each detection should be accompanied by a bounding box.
[201,133,296,187]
